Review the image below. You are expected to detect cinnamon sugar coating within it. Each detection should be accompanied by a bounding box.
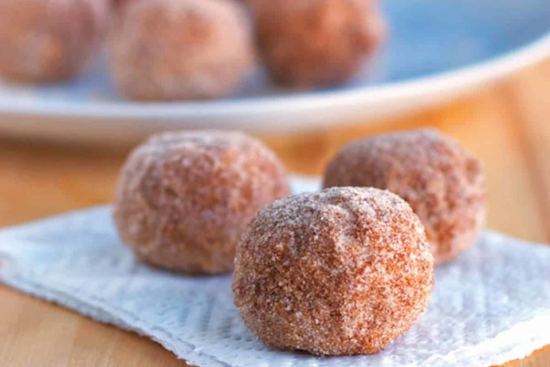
[324,129,487,265]
[114,130,290,274]
[0,0,110,83]
[232,187,433,356]
[250,0,386,88]
[112,0,140,13]
[109,0,255,101]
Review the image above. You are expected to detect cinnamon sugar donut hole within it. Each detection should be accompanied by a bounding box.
[233,187,434,356]
[109,0,255,101]
[250,0,386,88]
[324,129,487,265]
[0,0,110,83]
[114,130,290,274]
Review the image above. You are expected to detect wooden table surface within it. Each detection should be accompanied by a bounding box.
[2,60,550,367]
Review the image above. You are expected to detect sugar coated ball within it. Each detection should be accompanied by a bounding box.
[110,0,256,101]
[233,187,434,355]
[0,0,110,83]
[114,130,290,274]
[324,129,487,265]
[250,0,386,88]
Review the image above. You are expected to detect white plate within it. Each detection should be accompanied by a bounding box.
[1,0,549,143]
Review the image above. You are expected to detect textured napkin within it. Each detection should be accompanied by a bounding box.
[1,177,550,367]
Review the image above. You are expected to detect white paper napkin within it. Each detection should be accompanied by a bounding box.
[1,177,550,367]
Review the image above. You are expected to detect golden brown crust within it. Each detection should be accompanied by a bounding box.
[323,129,487,265]
[109,0,255,101]
[233,187,433,356]
[114,130,290,274]
[250,0,386,88]
[0,0,110,83]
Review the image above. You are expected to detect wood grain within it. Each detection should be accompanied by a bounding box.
[1,60,550,367]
